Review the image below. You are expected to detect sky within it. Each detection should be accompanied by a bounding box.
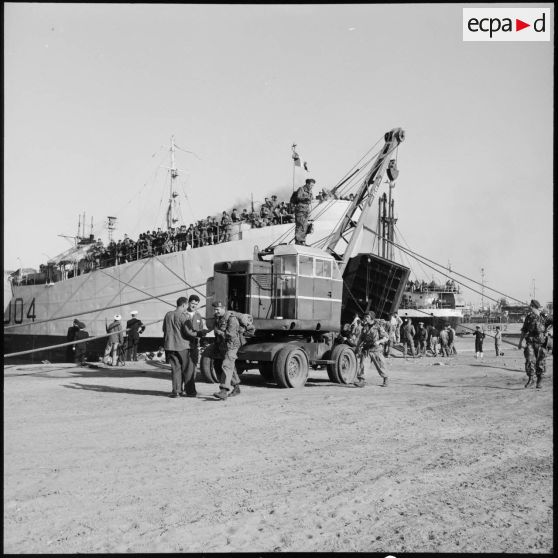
[4,3,554,307]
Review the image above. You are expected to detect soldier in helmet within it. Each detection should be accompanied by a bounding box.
[518,299,553,389]
[354,311,389,388]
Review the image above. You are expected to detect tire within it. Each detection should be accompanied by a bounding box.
[200,355,219,383]
[258,362,275,382]
[327,344,357,384]
[273,346,309,389]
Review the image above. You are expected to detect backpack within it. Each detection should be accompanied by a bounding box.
[289,189,299,206]
[228,311,256,344]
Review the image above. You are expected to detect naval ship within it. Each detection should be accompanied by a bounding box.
[4,128,410,363]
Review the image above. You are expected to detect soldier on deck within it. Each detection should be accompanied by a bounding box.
[518,299,553,389]
[220,211,232,243]
[354,311,389,388]
[293,178,315,245]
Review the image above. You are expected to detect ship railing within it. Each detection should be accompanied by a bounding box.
[33,214,297,281]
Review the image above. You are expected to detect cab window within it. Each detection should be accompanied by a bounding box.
[277,255,297,275]
[315,258,331,278]
[299,255,313,276]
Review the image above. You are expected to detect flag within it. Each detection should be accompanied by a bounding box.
[292,144,301,167]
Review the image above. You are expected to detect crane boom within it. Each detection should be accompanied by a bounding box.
[325,127,405,273]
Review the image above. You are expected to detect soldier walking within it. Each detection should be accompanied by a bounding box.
[354,311,389,388]
[518,300,553,389]
[211,301,242,400]
[447,324,457,355]
[438,325,450,357]
[293,178,315,245]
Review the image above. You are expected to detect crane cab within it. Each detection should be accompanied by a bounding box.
[206,244,343,333]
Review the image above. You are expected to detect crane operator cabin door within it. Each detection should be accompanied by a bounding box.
[274,254,297,319]
[313,256,333,320]
[228,274,247,313]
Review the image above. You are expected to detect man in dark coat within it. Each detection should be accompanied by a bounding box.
[126,310,145,362]
[66,319,80,362]
[74,321,89,366]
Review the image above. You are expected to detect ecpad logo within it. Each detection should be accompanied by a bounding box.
[463,8,550,41]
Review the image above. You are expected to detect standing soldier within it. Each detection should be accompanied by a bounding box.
[104,315,123,366]
[447,324,457,355]
[415,322,428,357]
[126,310,145,362]
[383,318,396,358]
[472,326,485,359]
[354,311,389,387]
[494,326,502,357]
[293,178,315,245]
[439,325,450,357]
[427,323,439,356]
[200,219,209,247]
[391,312,403,344]
[518,299,553,389]
[220,211,232,243]
[401,318,416,360]
[211,301,242,400]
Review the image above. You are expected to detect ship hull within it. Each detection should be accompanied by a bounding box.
[5,200,381,361]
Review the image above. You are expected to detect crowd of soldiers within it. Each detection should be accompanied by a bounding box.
[406,279,458,292]
[73,195,297,272]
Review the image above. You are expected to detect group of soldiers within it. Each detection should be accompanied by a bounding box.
[66,296,551,397]
[337,299,552,390]
[63,194,301,274]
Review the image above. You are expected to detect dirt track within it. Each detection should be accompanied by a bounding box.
[3,337,553,553]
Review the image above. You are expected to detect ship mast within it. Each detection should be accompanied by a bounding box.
[166,136,180,231]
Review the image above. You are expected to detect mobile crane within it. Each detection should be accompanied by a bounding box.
[201,128,409,388]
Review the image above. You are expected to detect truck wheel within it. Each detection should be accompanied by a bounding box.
[200,356,219,383]
[327,344,357,384]
[258,362,275,382]
[273,347,309,388]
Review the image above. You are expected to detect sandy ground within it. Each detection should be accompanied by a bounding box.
[4,336,553,553]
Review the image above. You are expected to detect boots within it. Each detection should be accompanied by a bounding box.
[213,388,229,400]
[381,377,389,388]
[524,376,534,388]
[536,377,542,390]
